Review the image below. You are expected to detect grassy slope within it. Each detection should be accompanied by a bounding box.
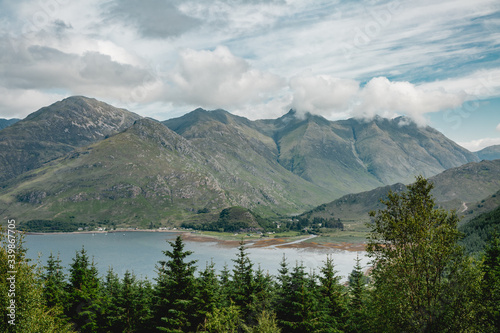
[0,118,333,228]
[0,119,230,227]
[0,96,141,182]
[460,203,500,254]
[164,110,335,214]
[300,160,500,233]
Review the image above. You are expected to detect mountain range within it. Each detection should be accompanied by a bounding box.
[300,159,500,228]
[0,96,497,228]
[0,97,141,183]
[0,118,20,130]
[476,145,500,161]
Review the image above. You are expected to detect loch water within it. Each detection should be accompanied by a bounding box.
[24,231,369,281]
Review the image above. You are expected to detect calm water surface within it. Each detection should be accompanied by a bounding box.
[24,232,369,281]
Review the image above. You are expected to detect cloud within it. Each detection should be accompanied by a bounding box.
[0,36,157,98]
[353,77,466,125]
[288,75,466,125]
[458,137,500,152]
[232,94,292,120]
[0,87,65,118]
[104,0,201,38]
[496,123,500,132]
[167,46,285,109]
[289,74,359,118]
[0,0,498,132]
[420,68,500,100]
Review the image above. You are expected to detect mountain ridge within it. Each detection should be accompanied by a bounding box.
[475,145,500,161]
[165,108,478,194]
[0,97,487,228]
[300,159,500,226]
[0,118,20,130]
[0,96,142,183]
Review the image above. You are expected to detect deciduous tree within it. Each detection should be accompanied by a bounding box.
[367,176,481,332]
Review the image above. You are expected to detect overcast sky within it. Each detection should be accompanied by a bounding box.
[0,0,499,150]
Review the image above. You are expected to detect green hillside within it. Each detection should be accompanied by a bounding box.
[0,98,486,230]
[301,160,500,228]
[476,145,500,160]
[460,202,500,254]
[0,96,141,182]
[166,110,478,200]
[0,118,331,228]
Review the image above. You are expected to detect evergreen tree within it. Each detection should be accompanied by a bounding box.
[154,235,197,332]
[65,247,102,333]
[367,176,481,332]
[111,270,154,333]
[100,267,121,332]
[242,310,281,333]
[275,258,319,332]
[481,236,500,332]
[134,277,155,333]
[230,242,255,322]
[345,255,369,333]
[251,265,274,318]
[317,255,346,332]
[0,229,74,333]
[42,252,67,309]
[193,260,220,329]
[218,263,231,308]
[274,255,291,326]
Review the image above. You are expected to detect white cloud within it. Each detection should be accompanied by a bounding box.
[167,46,285,109]
[353,77,466,125]
[104,0,201,38]
[0,35,159,103]
[0,0,498,142]
[0,87,65,118]
[420,68,500,100]
[458,137,500,152]
[496,123,500,132]
[289,74,359,118]
[287,75,466,125]
[233,93,292,120]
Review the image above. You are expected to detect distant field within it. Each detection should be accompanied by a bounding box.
[190,230,307,242]
[190,229,368,245]
[306,231,368,245]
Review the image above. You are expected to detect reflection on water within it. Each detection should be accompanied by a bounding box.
[24,232,369,281]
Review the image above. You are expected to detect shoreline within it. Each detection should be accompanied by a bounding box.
[180,232,367,252]
[23,229,367,252]
[23,228,183,235]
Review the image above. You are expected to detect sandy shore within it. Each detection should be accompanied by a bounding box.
[180,232,366,252]
[23,229,366,252]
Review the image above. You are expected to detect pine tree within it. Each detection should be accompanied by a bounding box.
[199,302,242,333]
[243,310,281,333]
[275,258,319,332]
[230,242,255,322]
[65,247,102,333]
[274,255,291,326]
[153,235,197,332]
[100,267,121,331]
[317,255,347,332]
[42,252,67,310]
[193,260,220,329]
[218,263,231,308]
[346,255,369,333]
[251,265,274,317]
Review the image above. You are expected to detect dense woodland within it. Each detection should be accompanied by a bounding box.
[1,177,500,332]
